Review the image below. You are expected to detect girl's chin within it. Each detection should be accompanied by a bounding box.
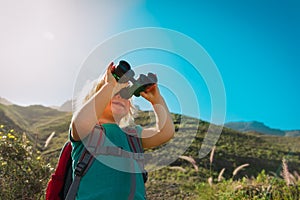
[111,109,127,118]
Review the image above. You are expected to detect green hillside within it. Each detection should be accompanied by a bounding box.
[0,103,299,199]
[0,103,72,151]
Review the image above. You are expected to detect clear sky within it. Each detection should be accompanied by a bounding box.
[0,0,299,130]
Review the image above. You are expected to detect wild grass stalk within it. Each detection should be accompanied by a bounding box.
[209,146,216,177]
[169,166,186,172]
[44,131,55,149]
[281,158,296,186]
[232,163,249,179]
[218,168,226,182]
[179,155,198,171]
[207,177,213,187]
[209,146,216,164]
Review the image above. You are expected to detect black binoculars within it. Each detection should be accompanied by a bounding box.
[111,60,157,99]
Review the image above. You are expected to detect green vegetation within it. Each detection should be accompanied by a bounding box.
[0,125,51,199]
[0,103,72,152]
[144,116,300,199]
[0,103,299,199]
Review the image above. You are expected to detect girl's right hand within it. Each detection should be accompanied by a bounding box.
[105,62,117,86]
[104,62,128,95]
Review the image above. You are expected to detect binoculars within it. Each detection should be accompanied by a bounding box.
[111,60,157,99]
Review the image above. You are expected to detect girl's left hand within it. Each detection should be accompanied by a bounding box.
[140,84,163,105]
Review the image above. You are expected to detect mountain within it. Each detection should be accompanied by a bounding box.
[59,100,72,112]
[285,130,300,137]
[225,121,300,136]
[0,103,72,150]
[51,99,73,112]
[1,102,300,179]
[0,97,13,105]
[1,102,300,199]
[0,96,73,113]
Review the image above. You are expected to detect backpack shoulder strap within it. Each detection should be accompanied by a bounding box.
[65,124,105,200]
[123,126,143,153]
[61,142,74,198]
[123,126,148,183]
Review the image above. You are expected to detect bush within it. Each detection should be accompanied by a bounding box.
[0,125,51,200]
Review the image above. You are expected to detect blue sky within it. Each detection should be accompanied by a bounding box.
[119,0,300,130]
[0,0,299,130]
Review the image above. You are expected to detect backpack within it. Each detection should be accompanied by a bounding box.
[46,124,147,200]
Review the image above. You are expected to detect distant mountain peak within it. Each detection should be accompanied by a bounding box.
[0,97,13,105]
[224,121,300,137]
[249,120,264,125]
[50,100,72,112]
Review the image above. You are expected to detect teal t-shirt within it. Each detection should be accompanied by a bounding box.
[70,123,146,200]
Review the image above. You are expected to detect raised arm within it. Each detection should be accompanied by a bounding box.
[140,84,175,149]
[71,63,116,141]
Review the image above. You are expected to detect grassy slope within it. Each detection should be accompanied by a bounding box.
[1,104,299,174]
[0,103,72,152]
[134,111,300,199]
[1,104,299,198]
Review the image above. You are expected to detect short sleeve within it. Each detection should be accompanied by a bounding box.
[68,126,84,161]
[135,125,143,139]
[68,126,78,143]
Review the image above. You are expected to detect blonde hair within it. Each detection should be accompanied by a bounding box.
[74,77,137,127]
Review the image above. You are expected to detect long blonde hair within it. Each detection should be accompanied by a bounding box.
[74,77,137,127]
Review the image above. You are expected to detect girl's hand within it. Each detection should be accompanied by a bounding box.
[140,84,163,105]
[104,62,129,95]
[104,62,117,86]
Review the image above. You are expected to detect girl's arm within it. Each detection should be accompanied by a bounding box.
[71,63,116,141]
[140,84,175,149]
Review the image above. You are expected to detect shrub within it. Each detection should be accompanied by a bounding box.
[0,125,51,199]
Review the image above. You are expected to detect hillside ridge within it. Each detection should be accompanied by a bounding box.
[0,102,299,179]
[225,120,300,136]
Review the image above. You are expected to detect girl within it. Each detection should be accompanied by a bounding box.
[70,62,175,199]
